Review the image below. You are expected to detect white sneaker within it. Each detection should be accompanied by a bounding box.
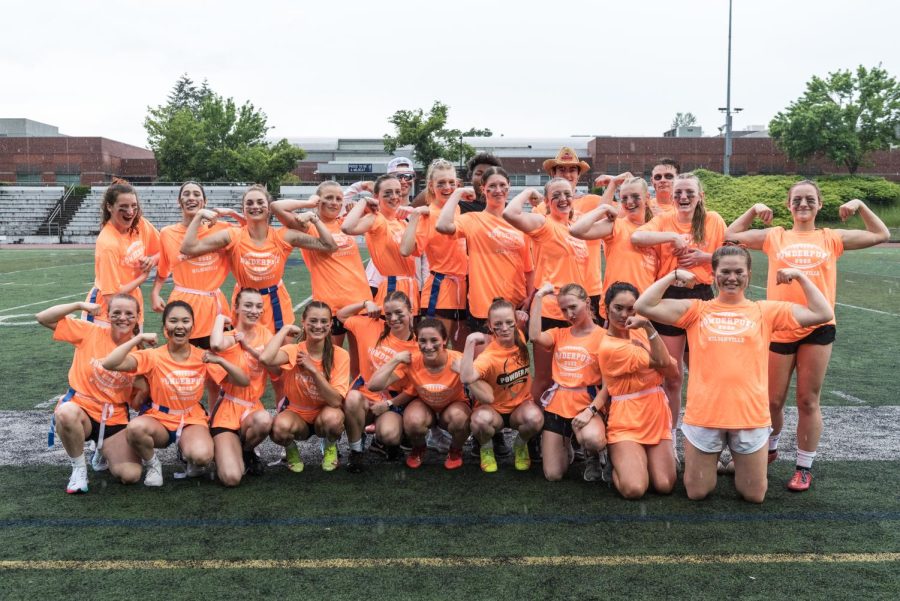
[91,449,109,472]
[598,449,612,483]
[583,454,602,482]
[143,456,163,487]
[66,465,89,494]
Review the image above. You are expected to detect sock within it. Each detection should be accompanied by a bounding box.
[671,428,677,442]
[142,453,158,466]
[70,454,86,468]
[514,432,525,447]
[481,438,494,451]
[796,449,816,470]
[349,438,363,453]
[768,434,781,452]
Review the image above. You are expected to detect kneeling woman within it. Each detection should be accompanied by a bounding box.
[599,282,678,499]
[529,283,606,482]
[37,295,147,493]
[103,301,249,487]
[261,301,350,473]
[369,318,470,470]
[461,298,543,473]
[634,247,833,503]
[208,288,279,486]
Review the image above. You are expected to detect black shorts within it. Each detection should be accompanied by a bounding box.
[420,308,468,320]
[501,412,514,430]
[331,316,347,336]
[88,418,126,444]
[369,286,379,298]
[210,426,240,438]
[769,325,836,355]
[651,284,714,337]
[589,295,601,321]
[190,336,211,350]
[542,410,574,438]
[467,314,490,334]
[542,317,570,330]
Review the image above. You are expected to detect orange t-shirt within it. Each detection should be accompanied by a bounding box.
[675,299,800,429]
[635,211,726,284]
[53,317,135,425]
[366,213,416,277]
[529,218,590,320]
[301,217,371,311]
[412,205,467,276]
[211,326,275,430]
[397,350,466,412]
[763,227,844,343]
[343,315,417,402]
[649,198,676,215]
[93,217,161,319]
[600,218,658,315]
[132,345,227,430]
[157,222,232,338]
[472,341,532,414]
[225,226,296,330]
[279,341,350,422]
[572,194,604,296]
[597,329,672,444]
[545,327,605,418]
[454,211,533,319]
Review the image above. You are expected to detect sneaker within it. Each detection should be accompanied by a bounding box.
[386,445,401,462]
[66,465,89,494]
[322,442,340,472]
[406,445,426,469]
[368,438,388,458]
[285,443,305,473]
[598,449,612,483]
[143,456,163,487]
[174,461,205,479]
[572,439,585,463]
[347,450,365,473]
[787,468,812,492]
[583,454,602,482]
[717,449,735,475]
[493,431,511,458]
[513,438,531,471]
[768,449,778,464]
[427,427,451,454]
[91,449,108,472]
[243,449,265,476]
[444,447,464,470]
[479,446,498,473]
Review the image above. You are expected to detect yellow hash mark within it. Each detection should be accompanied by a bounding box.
[1,553,898,570]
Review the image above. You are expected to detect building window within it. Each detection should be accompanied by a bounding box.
[16,173,41,184]
[56,173,80,186]
[509,175,526,186]
[539,175,550,185]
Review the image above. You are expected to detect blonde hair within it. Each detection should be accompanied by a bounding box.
[543,177,574,221]
[621,176,654,222]
[425,158,456,205]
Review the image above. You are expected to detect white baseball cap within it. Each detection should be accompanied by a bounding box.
[387,157,415,174]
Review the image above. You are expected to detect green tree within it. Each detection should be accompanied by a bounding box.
[383,101,491,171]
[671,112,698,129]
[144,76,305,188]
[769,65,900,174]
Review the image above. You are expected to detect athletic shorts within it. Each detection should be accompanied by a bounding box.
[769,325,836,355]
[467,314,489,334]
[88,418,126,444]
[190,336,211,350]
[681,423,771,455]
[210,426,240,438]
[589,295,601,321]
[652,284,714,336]
[331,316,347,336]
[541,317,570,331]
[420,308,468,320]
[542,410,574,438]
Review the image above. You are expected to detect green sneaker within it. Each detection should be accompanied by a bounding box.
[322,442,339,472]
[513,438,531,471]
[479,446,498,473]
[285,443,305,473]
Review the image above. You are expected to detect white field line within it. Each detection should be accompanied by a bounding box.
[830,390,865,404]
[0,292,88,313]
[1,261,93,275]
[292,295,313,312]
[0,314,38,326]
[749,284,900,318]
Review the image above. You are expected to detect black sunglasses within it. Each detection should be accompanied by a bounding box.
[653,173,675,181]
[394,173,415,182]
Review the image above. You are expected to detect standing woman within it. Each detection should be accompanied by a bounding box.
[88,178,160,325]
[599,282,677,499]
[631,173,726,446]
[461,298,544,473]
[435,167,534,334]
[37,295,146,493]
[725,182,889,491]
[261,301,351,473]
[102,301,249,487]
[368,318,470,470]
[208,289,279,486]
[504,178,590,400]
[151,181,244,349]
[529,283,607,482]
[180,184,338,333]
[635,246,834,503]
[342,175,420,313]
[400,159,469,349]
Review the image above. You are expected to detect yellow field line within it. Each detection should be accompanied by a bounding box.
[1,553,898,570]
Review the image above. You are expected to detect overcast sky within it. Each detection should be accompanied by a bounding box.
[2,0,896,148]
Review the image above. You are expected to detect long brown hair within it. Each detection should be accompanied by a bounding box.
[376,290,414,347]
[100,178,142,234]
[487,297,529,365]
[675,173,707,245]
[299,300,334,381]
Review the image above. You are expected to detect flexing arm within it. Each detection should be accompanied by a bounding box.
[284,213,338,253]
[209,314,237,353]
[436,188,471,235]
[630,229,685,250]
[837,199,890,250]
[777,269,835,327]
[724,203,773,249]
[336,300,380,324]
[366,351,410,392]
[633,270,695,325]
[203,351,250,387]
[399,207,430,257]
[625,316,671,369]
[259,324,302,367]
[102,333,158,372]
[340,198,378,235]
[180,209,232,257]
[460,332,488,385]
[503,189,545,233]
[35,301,100,330]
[528,283,556,349]
[270,198,320,230]
[569,204,619,240]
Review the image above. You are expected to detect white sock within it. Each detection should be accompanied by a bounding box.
[768,434,781,452]
[349,438,363,452]
[142,453,158,466]
[70,454,86,468]
[796,449,816,469]
[671,428,677,442]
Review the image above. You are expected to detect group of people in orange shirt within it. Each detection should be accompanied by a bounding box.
[38,148,890,504]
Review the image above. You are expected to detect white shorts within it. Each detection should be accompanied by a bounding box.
[681,424,771,455]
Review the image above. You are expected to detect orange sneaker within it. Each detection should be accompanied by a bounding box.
[444,447,463,470]
[787,468,812,492]
[406,446,426,469]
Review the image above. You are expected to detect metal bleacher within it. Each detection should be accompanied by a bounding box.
[0,186,65,237]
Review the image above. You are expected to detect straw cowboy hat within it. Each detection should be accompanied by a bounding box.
[542,147,590,176]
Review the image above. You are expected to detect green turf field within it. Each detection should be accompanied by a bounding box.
[1,247,898,599]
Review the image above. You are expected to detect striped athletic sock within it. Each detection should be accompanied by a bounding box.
[796,449,816,470]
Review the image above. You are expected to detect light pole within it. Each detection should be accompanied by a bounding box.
[723,0,734,175]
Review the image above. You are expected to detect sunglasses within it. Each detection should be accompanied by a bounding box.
[653,173,675,181]
[394,173,415,182]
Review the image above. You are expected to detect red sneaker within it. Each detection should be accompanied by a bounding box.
[444,447,463,470]
[787,469,812,492]
[406,446,426,469]
[767,449,778,464]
